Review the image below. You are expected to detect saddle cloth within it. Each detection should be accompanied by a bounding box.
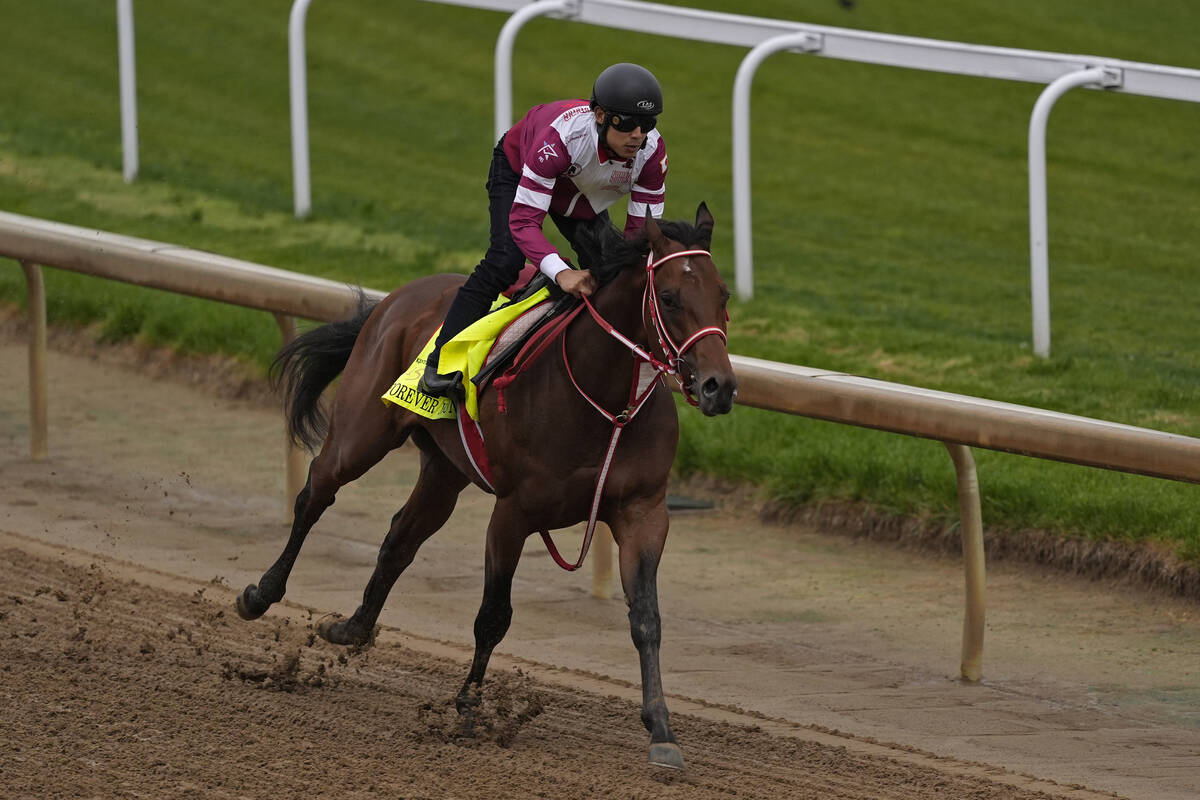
[380,286,553,422]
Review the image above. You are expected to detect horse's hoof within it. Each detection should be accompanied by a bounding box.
[235,585,270,620]
[316,614,369,646]
[455,693,479,717]
[648,742,685,770]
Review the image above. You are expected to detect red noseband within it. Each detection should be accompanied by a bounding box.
[643,249,727,406]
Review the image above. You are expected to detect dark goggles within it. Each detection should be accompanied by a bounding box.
[606,111,657,133]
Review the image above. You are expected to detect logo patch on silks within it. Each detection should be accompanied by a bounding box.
[608,168,632,187]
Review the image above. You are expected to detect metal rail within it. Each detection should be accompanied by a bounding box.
[112,1,1200,348]
[116,0,138,184]
[443,0,1200,344]
[5,210,1199,681]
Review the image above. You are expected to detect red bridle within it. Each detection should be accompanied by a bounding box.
[542,247,728,572]
[642,248,728,405]
[578,248,727,407]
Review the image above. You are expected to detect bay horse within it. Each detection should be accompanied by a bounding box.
[235,203,736,768]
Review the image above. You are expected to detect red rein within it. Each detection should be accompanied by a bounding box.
[541,248,727,570]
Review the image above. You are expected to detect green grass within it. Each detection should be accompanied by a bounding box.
[2,0,1199,561]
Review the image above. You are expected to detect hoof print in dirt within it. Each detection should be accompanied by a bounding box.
[220,650,329,692]
[418,675,545,748]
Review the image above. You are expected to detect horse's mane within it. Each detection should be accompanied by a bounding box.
[572,214,710,286]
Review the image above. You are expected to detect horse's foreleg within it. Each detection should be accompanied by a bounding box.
[456,502,526,721]
[614,499,684,770]
[236,433,393,621]
[319,448,469,646]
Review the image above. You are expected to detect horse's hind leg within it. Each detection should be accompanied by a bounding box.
[612,497,684,770]
[235,429,397,621]
[319,446,469,646]
[456,500,526,721]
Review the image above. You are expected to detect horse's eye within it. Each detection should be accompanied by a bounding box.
[658,291,681,311]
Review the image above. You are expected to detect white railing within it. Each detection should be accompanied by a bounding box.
[288,0,316,219]
[116,0,138,183]
[724,27,1196,359]
[1026,67,1120,357]
[298,0,1200,357]
[112,0,1200,355]
[5,210,1200,681]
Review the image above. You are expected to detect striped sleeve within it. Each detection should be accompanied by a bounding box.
[625,136,667,237]
[510,129,573,270]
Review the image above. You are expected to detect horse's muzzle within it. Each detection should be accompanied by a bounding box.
[697,373,737,416]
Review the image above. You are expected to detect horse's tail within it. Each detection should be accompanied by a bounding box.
[270,290,378,451]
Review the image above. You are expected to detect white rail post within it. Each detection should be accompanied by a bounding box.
[117,0,138,183]
[1028,66,1118,357]
[289,0,316,219]
[732,32,822,300]
[494,0,576,140]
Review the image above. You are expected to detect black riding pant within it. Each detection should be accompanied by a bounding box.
[432,136,591,357]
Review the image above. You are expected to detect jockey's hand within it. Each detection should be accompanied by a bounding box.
[556,268,597,298]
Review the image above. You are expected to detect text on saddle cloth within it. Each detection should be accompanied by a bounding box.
[380,286,553,421]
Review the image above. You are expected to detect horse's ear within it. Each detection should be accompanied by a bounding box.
[695,201,714,249]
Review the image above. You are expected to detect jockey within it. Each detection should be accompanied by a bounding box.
[419,62,668,400]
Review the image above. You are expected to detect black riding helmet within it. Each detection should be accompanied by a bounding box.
[590,62,664,116]
[590,63,663,147]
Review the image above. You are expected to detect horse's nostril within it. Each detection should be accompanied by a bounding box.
[702,377,720,398]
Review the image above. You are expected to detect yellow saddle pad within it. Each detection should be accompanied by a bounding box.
[381,287,551,421]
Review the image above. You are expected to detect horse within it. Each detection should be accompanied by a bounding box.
[235,203,737,769]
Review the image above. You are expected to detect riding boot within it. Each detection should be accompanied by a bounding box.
[418,289,491,402]
[418,347,465,402]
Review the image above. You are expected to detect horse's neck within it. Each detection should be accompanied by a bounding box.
[585,266,652,350]
[591,266,648,344]
[562,266,650,401]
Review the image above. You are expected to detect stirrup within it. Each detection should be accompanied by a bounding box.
[418,363,465,403]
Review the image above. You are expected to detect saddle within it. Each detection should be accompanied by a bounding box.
[381,271,579,422]
[472,273,576,388]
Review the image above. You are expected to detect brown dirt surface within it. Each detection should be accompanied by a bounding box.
[2,328,1199,799]
[2,544,1068,800]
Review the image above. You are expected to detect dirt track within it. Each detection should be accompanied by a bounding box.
[2,336,1199,799]
[3,543,1076,800]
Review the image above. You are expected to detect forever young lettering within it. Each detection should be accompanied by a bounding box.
[384,377,453,416]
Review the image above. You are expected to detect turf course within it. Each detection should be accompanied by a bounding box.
[2,0,1198,562]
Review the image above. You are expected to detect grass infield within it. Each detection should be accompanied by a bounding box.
[2,0,1198,563]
